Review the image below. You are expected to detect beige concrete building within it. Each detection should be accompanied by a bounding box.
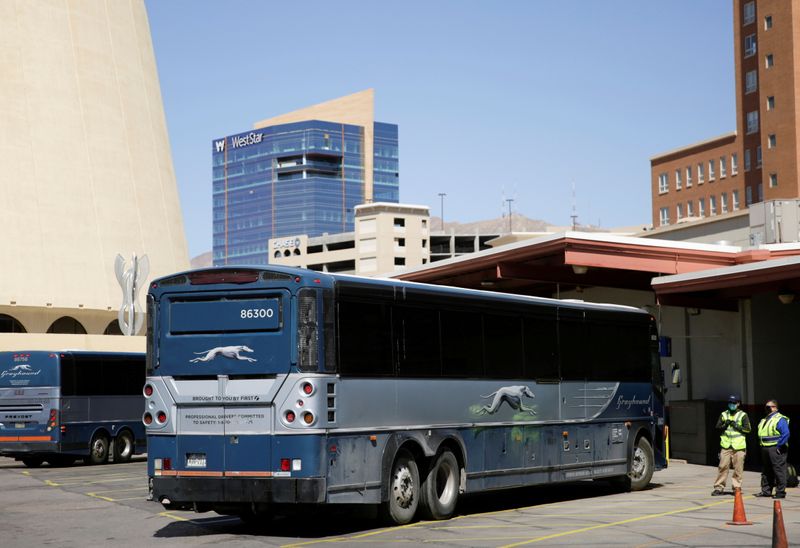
[270,203,430,276]
[0,0,189,350]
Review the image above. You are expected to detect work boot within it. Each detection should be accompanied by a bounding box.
[754,491,772,497]
[711,489,724,496]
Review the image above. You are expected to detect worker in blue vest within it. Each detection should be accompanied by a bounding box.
[754,399,790,499]
[712,395,750,495]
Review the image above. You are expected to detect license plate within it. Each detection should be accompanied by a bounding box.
[186,453,206,468]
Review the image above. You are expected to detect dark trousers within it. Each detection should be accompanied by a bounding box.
[760,446,787,496]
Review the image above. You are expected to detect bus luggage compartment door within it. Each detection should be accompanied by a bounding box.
[223,406,271,477]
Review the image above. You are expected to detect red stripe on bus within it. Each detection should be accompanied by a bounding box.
[224,471,272,477]
[0,436,52,442]
[178,470,223,477]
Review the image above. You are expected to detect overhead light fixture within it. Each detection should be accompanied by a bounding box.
[480,280,496,287]
[571,265,589,275]
[778,292,795,305]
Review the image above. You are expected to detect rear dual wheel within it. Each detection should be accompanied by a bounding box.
[113,431,134,463]
[87,433,109,465]
[383,449,461,525]
[419,450,460,520]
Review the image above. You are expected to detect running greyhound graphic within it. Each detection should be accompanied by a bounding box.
[190,345,257,363]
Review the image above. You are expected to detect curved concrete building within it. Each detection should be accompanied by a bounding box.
[0,0,188,350]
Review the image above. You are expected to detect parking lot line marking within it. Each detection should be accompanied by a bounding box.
[44,480,61,486]
[49,476,143,486]
[86,492,115,502]
[498,497,734,547]
[159,511,189,522]
[89,486,148,495]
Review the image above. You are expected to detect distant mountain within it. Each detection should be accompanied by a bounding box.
[429,214,606,234]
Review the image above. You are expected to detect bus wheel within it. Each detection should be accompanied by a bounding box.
[113,431,134,463]
[420,450,460,520]
[382,449,420,525]
[628,437,654,491]
[88,433,109,465]
[21,457,43,468]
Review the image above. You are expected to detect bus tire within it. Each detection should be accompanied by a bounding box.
[21,457,43,468]
[113,431,134,463]
[88,433,109,465]
[419,450,460,520]
[381,449,420,525]
[628,436,654,491]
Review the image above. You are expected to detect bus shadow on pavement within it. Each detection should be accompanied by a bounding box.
[152,480,665,539]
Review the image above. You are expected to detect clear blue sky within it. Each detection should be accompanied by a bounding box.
[145,1,735,259]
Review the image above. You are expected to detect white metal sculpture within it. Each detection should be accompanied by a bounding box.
[114,253,149,336]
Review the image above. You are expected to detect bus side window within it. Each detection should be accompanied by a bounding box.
[523,316,558,380]
[441,309,482,378]
[73,356,104,396]
[559,316,590,380]
[60,355,77,396]
[338,299,393,377]
[396,306,441,378]
[483,314,523,379]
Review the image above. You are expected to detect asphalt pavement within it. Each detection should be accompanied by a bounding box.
[0,456,796,547]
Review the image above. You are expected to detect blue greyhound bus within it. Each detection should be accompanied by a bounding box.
[146,267,666,524]
[0,351,146,467]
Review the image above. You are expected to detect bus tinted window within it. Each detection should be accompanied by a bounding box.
[338,299,393,376]
[61,356,143,396]
[559,316,590,380]
[523,316,558,380]
[397,306,441,377]
[484,314,523,379]
[441,310,483,378]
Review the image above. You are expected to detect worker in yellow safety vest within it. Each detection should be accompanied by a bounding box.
[754,399,790,499]
[712,394,751,495]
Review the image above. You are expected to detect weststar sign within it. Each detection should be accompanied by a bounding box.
[230,132,264,149]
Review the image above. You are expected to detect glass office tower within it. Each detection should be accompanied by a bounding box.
[212,120,399,266]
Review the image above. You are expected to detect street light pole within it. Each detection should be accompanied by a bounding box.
[505,198,514,233]
[438,192,447,232]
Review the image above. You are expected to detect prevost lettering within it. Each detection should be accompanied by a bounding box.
[230,132,264,149]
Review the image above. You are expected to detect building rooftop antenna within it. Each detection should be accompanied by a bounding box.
[570,181,579,230]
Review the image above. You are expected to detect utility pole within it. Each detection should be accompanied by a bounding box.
[570,181,578,230]
[438,192,447,232]
[505,198,514,233]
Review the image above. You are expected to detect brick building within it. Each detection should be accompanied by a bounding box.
[651,1,800,228]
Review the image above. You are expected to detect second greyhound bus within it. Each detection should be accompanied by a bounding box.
[0,351,146,467]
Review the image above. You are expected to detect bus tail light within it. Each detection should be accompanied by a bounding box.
[302,412,315,425]
[144,384,154,397]
[301,382,314,395]
[284,410,296,423]
[280,458,291,472]
[157,411,167,424]
[46,409,58,432]
[297,288,319,370]
[163,458,172,470]
[143,413,153,425]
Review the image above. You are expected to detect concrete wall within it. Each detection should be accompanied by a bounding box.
[0,0,189,322]
[0,333,144,353]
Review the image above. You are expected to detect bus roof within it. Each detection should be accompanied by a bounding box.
[152,266,649,316]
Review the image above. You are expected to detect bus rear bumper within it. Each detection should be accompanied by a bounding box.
[0,440,58,457]
[153,476,326,506]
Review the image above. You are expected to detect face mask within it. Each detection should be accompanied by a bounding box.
[728,403,737,411]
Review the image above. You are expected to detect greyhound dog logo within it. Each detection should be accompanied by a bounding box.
[190,345,257,363]
[10,365,34,372]
[476,385,536,415]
